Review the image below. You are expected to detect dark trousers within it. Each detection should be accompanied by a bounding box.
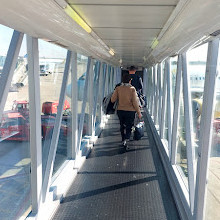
[117,110,136,141]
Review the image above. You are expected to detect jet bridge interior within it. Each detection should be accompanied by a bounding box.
[0,0,220,220]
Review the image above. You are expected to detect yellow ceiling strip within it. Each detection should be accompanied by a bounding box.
[64,5,92,33]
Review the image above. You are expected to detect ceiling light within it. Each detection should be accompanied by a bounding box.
[54,0,115,56]
[109,49,115,56]
[151,38,159,49]
[54,0,91,33]
[64,5,92,33]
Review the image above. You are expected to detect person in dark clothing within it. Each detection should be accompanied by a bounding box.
[111,73,142,150]
[128,66,143,93]
[129,66,146,108]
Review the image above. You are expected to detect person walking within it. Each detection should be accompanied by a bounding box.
[128,66,143,94]
[111,73,142,150]
[129,65,146,108]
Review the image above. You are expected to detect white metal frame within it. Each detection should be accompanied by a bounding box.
[154,64,160,126]
[93,61,102,132]
[182,52,195,212]
[114,67,117,86]
[111,66,114,90]
[194,38,219,220]
[109,66,113,92]
[108,65,112,94]
[150,67,154,115]
[160,61,167,139]
[157,63,162,133]
[118,67,122,84]
[102,63,107,99]
[88,59,95,136]
[171,55,182,165]
[166,58,172,158]
[148,67,152,112]
[97,62,104,123]
[70,51,78,159]
[152,65,156,119]
[104,64,109,96]
[26,36,43,213]
[153,65,158,124]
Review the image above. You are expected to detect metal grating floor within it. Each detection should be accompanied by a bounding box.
[52,114,180,220]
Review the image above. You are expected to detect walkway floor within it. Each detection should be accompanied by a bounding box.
[52,114,180,220]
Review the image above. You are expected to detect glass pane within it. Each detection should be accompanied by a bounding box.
[164,61,168,141]
[111,67,115,91]
[170,56,178,103]
[147,67,153,113]
[38,39,67,178]
[83,62,96,138]
[204,42,220,220]
[77,54,88,137]
[108,66,111,94]
[176,83,188,188]
[0,25,13,73]
[53,73,72,176]
[187,43,208,148]
[153,66,157,123]
[0,32,31,219]
[157,64,162,132]
[104,66,110,97]
[160,61,166,134]
[93,61,101,130]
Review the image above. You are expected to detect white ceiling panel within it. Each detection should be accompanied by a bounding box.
[122,54,144,58]
[122,54,145,58]
[67,0,178,5]
[104,39,152,48]
[93,28,160,40]
[114,45,147,52]
[114,47,146,53]
[71,5,175,29]
[66,0,179,66]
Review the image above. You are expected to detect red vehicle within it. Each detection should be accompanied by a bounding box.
[41,115,71,140]
[0,112,29,141]
[12,100,29,117]
[42,100,70,115]
[0,100,71,141]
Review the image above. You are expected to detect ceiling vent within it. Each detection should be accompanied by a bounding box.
[210,30,220,37]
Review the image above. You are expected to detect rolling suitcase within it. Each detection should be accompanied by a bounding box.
[133,121,144,140]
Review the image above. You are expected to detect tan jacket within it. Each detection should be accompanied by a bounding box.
[111,83,141,115]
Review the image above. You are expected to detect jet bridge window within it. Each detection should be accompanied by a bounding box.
[0,27,31,219]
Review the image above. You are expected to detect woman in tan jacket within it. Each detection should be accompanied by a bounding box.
[111,73,142,149]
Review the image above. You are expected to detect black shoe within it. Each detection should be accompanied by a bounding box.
[121,140,126,147]
[125,139,130,150]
